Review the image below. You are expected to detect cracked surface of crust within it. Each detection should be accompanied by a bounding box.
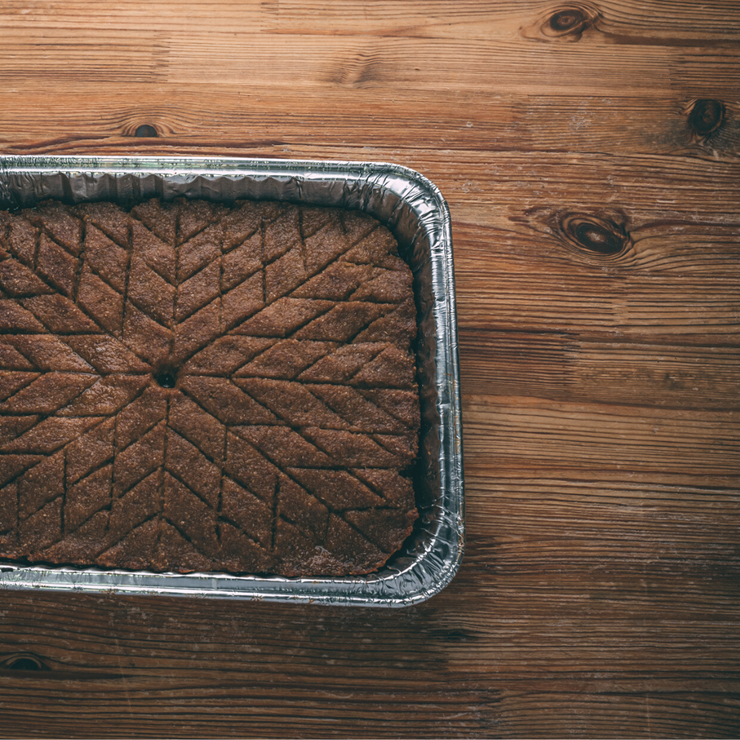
[0,198,419,576]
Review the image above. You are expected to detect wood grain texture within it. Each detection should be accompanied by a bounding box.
[0,0,739,737]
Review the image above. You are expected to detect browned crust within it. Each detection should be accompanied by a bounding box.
[0,198,419,576]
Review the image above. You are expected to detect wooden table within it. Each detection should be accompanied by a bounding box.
[1,2,738,737]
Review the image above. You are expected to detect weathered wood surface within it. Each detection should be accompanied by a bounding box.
[0,1,739,737]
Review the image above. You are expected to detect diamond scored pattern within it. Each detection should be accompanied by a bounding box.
[0,198,419,576]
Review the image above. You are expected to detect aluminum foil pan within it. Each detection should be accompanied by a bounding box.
[0,156,463,607]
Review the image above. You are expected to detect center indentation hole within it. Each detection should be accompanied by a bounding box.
[154,367,178,388]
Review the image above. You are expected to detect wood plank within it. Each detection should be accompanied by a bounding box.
[2,1,739,42]
[2,1,740,97]
[0,30,737,97]
[1,89,737,160]
[459,331,740,409]
[463,394,738,473]
[465,471,740,573]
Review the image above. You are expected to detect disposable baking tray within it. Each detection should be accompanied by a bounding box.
[0,156,463,607]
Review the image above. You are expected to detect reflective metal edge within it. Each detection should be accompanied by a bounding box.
[0,156,464,607]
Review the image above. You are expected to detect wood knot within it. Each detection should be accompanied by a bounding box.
[686,99,725,139]
[550,9,586,33]
[1,653,49,672]
[534,3,599,41]
[558,213,631,257]
[134,124,159,138]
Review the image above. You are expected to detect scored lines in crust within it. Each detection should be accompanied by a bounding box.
[0,198,419,575]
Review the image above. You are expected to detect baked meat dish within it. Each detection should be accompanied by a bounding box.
[0,198,419,576]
